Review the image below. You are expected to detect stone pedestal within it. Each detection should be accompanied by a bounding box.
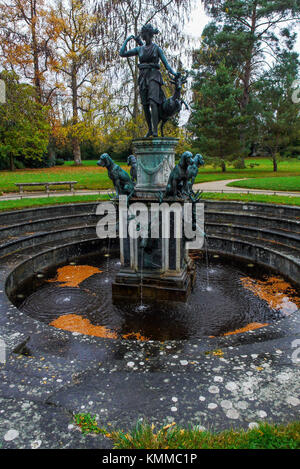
[112,138,196,303]
[133,138,178,198]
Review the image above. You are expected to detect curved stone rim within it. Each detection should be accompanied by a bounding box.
[0,199,299,350]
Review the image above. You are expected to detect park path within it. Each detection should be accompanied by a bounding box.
[194,178,300,197]
[0,179,299,202]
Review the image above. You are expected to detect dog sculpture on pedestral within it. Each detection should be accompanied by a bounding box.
[127,154,137,184]
[164,151,193,198]
[187,153,205,194]
[97,153,135,198]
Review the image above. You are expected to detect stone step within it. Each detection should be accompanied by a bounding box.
[205,222,300,251]
[204,200,300,219]
[0,202,99,227]
[206,233,300,285]
[0,225,98,259]
[205,210,300,233]
[0,213,101,240]
[1,233,99,270]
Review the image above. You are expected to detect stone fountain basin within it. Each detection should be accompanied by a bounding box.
[0,201,299,448]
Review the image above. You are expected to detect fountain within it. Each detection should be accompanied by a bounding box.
[111,144,202,302]
[96,24,206,302]
[5,21,300,340]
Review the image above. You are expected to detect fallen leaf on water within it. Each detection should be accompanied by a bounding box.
[48,265,102,288]
[50,314,117,339]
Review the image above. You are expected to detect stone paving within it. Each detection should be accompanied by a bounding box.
[0,301,299,448]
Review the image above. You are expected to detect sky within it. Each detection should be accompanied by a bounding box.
[185,2,300,54]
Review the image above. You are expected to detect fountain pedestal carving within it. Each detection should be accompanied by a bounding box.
[134,138,177,198]
[112,138,196,302]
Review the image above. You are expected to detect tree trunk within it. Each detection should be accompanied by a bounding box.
[221,159,226,172]
[31,0,42,103]
[48,136,56,166]
[272,154,278,172]
[71,65,82,165]
[72,137,81,166]
[9,152,15,171]
[239,3,257,169]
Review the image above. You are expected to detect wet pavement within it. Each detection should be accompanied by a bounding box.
[0,288,299,448]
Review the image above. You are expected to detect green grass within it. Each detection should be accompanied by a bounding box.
[74,415,300,449]
[1,157,300,193]
[228,176,300,191]
[0,192,299,212]
[201,192,300,206]
[0,194,110,211]
[0,164,117,193]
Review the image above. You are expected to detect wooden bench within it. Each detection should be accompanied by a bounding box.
[15,181,78,194]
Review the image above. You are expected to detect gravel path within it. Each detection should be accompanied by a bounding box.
[194,179,300,196]
[0,179,299,202]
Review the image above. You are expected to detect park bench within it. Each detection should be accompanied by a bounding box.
[15,181,78,194]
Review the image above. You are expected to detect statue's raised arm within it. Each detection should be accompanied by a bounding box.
[119,35,140,58]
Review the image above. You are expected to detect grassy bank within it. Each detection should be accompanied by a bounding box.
[0,192,299,212]
[228,176,300,191]
[74,414,300,449]
[1,158,300,193]
[0,194,110,211]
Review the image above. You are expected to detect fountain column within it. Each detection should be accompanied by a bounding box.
[112,138,196,302]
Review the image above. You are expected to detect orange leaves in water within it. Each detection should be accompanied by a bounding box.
[209,322,268,338]
[50,314,117,339]
[122,332,149,341]
[222,322,269,336]
[241,276,300,315]
[50,314,149,341]
[48,265,102,288]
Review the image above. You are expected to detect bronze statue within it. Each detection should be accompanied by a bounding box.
[97,153,135,198]
[187,153,205,194]
[127,154,137,183]
[164,151,193,198]
[120,23,180,138]
[159,72,189,137]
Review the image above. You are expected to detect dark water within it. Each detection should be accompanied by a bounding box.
[13,251,300,341]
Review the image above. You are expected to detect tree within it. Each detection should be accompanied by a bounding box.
[188,62,244,172]
[195,0,300,163]
[0,0,60,105]
[50,0,117,165]
[257,50,300,171]
[0,71,50,170]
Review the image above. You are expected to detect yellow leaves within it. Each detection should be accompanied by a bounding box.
[212,349,224,357]
[162,422,176,432]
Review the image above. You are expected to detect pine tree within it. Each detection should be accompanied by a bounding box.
[257,50,300,171]
[188,62,244,172]
[194,0,300,164]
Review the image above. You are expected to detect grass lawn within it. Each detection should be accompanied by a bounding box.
[0,192,300,212]
[0,194,110,211]
[74,414,300,449]
[228,176,300,191]
[0,164,119,193]
[1,157,300,193]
